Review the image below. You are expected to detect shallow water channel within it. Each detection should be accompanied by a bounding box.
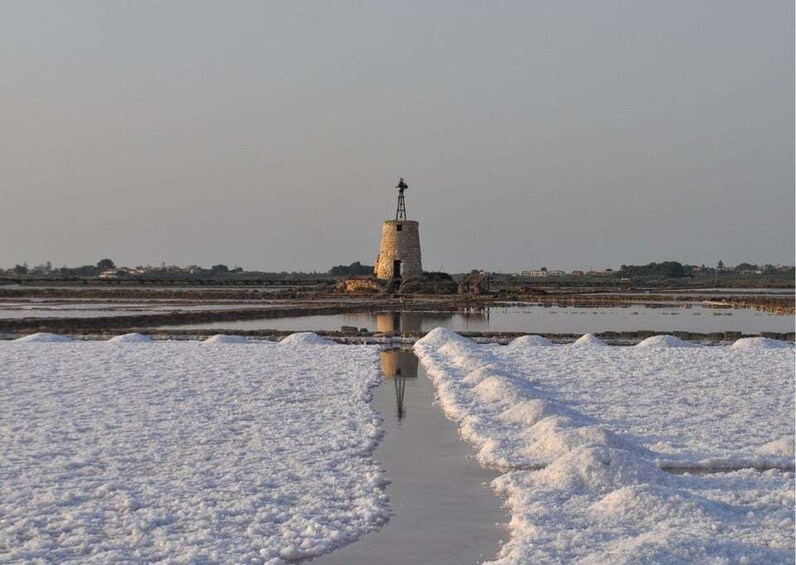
[316,350,506,564]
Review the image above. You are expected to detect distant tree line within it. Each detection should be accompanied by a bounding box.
[618,262,692,278]
[618,261,794,279]
[4,259,249,279]
[11,259,116,277]
[730,262,792,275]
[5,258,793,280]
[328,262,373,276]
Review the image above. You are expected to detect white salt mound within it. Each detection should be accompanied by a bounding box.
[280,332,334,345]
[418,327,474,349]
[731,337,793,350]
[573,333,606,347]
[203,334,251,344]
[532,446,665,491]
[14,333,72,343]
[107,333,152,343]
[507,335,553,348]
[636,335,698,348]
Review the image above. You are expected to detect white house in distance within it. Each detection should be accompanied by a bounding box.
[521,268,565,278]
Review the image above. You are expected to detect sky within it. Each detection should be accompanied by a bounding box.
[1,1,793,273]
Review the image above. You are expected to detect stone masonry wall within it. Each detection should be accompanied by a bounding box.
[375,220,423,280]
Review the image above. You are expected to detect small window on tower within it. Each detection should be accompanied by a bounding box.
[396,224,403,232]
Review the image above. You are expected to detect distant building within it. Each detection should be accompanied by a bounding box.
[98,268,135,279]
[521,269,565,278]
[586,269,615,277]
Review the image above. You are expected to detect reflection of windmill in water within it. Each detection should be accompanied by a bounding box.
[380,349,418,421]
[394,370,407,421]
[375,311,425,334]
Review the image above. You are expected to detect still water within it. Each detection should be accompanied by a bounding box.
[316,350,505,565]
[158,304,794,334]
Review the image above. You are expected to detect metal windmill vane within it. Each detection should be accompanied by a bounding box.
[395,177,408,221]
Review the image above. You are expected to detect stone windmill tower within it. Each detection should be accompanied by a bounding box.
[374,178,423,280]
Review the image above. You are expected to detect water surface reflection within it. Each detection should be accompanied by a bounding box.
[159,304,793,334]
[380,350,418,422]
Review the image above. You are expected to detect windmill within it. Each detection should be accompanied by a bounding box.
[374,177,423,280]
[395,177,408,220]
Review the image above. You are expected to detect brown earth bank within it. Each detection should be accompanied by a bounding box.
[1,287,793,309]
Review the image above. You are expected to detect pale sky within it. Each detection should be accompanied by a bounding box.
[1,1,793,272]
